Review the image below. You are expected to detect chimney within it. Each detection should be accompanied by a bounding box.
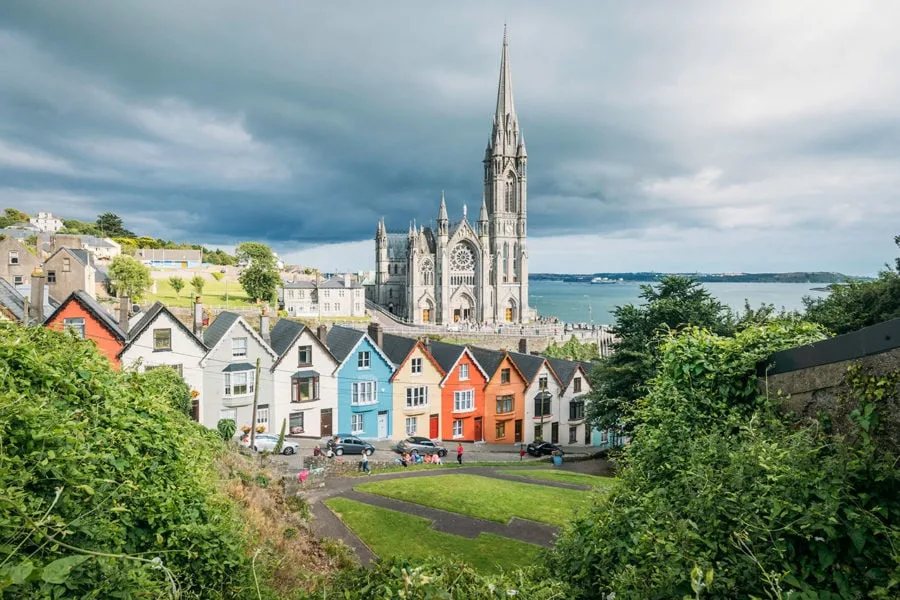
[118,294,131,335]
[518,337,528,354]
[193,296,203,335]
[29,267,45,325]
[344,273,351,288]
[421,336,431,352]
[317,324,328,344]
[367,322,383,349]
[259,305,271,345]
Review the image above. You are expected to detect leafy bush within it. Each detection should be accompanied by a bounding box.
[0,323,254,598]
[218,418,237,440]
[550,322,900,599]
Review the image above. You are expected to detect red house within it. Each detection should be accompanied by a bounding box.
[427,340,489,442]
[44,291,129,368]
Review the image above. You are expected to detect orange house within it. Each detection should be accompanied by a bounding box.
[44,291,128,368]
[471,347,528,444]
[427,340,489,442]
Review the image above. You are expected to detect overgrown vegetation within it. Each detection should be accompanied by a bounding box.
[543,335,600,361]
[237,242,280,303]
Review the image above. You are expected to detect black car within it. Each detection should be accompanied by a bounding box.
[325,434,375,456]
[526,441,564,457]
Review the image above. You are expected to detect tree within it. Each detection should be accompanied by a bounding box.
[96,212,135,238]
[0,207,30,228]
[168,276,185,297]
[210,271,224,282]
[107,255,152,300]
[585,275,736,432]
[543,336,600,361]
[236,242,279,303]
[59,218,101,236]
[803,234,900,335]
[190,275,206,297]
[203,248,237,266]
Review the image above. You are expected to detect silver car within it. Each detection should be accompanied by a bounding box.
[393,436,448,457]
[244,434,299,455]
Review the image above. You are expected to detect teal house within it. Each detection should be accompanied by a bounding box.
[326,324,395,440]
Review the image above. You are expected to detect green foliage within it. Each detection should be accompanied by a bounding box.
[140,364,192,415]
[168,276,186,297]
[0,207,30,228]
[550,322,900,599]
[113,236,138,256]
[203,248,237,266]
[96,212,135,238]
[217,418,237,441]
[543,335,600,361]
[59,218,101,236]
[0,322,255,597]
[211,270,224,282]
[237,242,279,303]
[190,274,206,296]
[107,255,152,300]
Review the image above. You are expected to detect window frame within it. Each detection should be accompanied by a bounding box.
[496,394,514,414]
[8,251,18,265]
[224,370,255,397]
[12,275,22,285]
[351,380,377,405]
[406,386,428,408]
[538,375,548,389]
[452,419,463,438]
[534,395,552,417]
[573,377,582,393]
[256,405,269,429]
[357,350,371,369]
[297,345,312,366]
[569,426,578,444]
[453,389,474,412]
[232,337,248,358]
[569,399,585,421]
[291,375,319,402]
[62,257,71,272]
[47,270,56,284]
[500,368,511,384]
[63,317,86,339]
[405,417,417,436]
[351,413,364,434]
[289,411,304,434]
[495,421,506,439]
[153,328,172,351]
[459,363,469,381]
[411,357,422,375]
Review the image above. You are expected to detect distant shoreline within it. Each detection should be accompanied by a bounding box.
[529,272,868,284]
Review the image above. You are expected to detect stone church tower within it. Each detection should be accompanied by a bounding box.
[371,28,530,325]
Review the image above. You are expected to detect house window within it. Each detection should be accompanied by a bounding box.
[501,368,511,384]
[358,351,370,369]
[8,251,18,265]
[291,375,319,402]
[220,409,237,424]
[538,375,548,389]
[13,275,22,285]
[574,377,582,393]
[569,400,585,421]
[453,389,474,412]
[351,413,364,434]
[495,421,506,439]
[63,317,85,339]
[323,290,330,298]
[289,412,304,434]
[569,426,578,444]
[406,386,428,408]
[256,405,269,430]
[62,257,71,272]
[324,303,330,312]
[534,424,543,441]
[47,271,56,284]
[534,394,552,417]
[153,328,172,351]
[405,417,416,436]
[496,395,513,414]
[459,364,469,380]
[232,337,247,358]
[452,419,463,438]
[351,381,377,405]
[411,357,422,374]
[225,370,255,396]
[298,345,312,366]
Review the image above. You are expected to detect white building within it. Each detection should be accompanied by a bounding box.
[509,352,567,444]
[29,212,62,233]
[119,302,207,421]
[281,274,365,319]
[546,358,592,445]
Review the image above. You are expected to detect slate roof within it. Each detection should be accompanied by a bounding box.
[69,248,92,266]
[467,346,504,377]
[282,280,316,289]
[325,325,365,362]
[426,339,469,374]
[269,318,305,357]
[0,279,56,324]
[203,311,240,348]
[320,277,362,289]
[136,248,202,262]
[385,233,408,260]
[120,301,206,356]
[507,351,548,384]
[223,362,255,372]
[80,236,118,248]
[547,357,581,387]
[380,332,418,366]
[45,290,127,342]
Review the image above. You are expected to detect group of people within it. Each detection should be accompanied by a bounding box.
[397,451,442,467]
[312,445,335,459]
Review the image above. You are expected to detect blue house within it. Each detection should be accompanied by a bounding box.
[326,324,395,440]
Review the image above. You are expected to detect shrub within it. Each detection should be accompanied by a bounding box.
[217,418,237,441]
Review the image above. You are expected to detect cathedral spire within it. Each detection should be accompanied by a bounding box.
[489,25,518,156]
[438,191,448,222]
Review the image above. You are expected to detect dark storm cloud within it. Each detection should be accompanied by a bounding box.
[1,1,899,273]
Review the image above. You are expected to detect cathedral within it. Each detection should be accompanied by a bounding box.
[371,29,530,325]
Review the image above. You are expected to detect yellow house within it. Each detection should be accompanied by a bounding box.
[382,333,446,440]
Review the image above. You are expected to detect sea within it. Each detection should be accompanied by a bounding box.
[529,280,828,325]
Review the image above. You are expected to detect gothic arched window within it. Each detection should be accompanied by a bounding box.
[512,242,518,282]
[505,173,517,212]
[421,259,434,286]
[502,242,509,283]
[449,243,476,286]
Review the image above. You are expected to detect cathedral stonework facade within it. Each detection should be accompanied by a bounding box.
[371,31,531,325]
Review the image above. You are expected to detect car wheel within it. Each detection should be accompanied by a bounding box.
[283,446,295,456]
[365,448,374,456]
[411,449,418,456]
[439,449,447,457]
[335,448,344,456]
[252,446,258,452]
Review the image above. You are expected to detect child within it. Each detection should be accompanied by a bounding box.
[361,454,371,475]
[456,443,464,466]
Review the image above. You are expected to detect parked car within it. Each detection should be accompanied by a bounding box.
[393,436,448,457]
[325,434,375,456]
[526,441,564,457]
[242,434,300,455]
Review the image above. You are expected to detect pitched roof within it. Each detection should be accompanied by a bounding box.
[507,351,548,384]
[385,233,408,260]
[45,290,127,342]
[426,339,468,373]
[467,346,504,377]
[69,248,92,266]
[203,311,240,348]
[325,325,365,362]
[119,301,206,357]
[136,248,202,262]
[269,318,305,357]
[0,279,56,324]
[282,280,317,289]
[380,332,418,366]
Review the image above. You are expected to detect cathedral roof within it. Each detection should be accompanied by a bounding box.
[385,233,408,260]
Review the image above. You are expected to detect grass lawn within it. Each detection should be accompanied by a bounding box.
[497,469,615,489]
[147,277,251,308]
[326,497,541,574]
[350,461,547,477]
[355,474,589,526]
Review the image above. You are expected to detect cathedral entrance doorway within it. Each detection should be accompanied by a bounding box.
[450,292,475,323]
[423,308,431,322]
[504,298,518,322]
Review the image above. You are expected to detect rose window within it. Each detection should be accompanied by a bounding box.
[449,244,476,285]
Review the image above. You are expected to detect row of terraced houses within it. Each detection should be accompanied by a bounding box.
[6,275,613,446]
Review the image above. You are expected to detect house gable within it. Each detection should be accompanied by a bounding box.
[118,302,206,358]
[200,314,276,366]
[438,347,489,387]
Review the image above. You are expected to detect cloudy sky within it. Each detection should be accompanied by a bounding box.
[1,1,898,275]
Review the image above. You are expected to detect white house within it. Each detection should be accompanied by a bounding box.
[547,358,592,446]
[200,311,278,433]
[281,274,365,319]
[29,212,63,233]
[118,302,207,421]
[268,320,339,438]
[509,351,567,444]
[80,236,122,261]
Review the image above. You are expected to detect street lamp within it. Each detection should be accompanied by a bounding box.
[221,268,228,309]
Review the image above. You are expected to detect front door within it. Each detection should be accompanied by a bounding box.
[551,422,559,444]
[473,417,483,441]
[320,409,332,437]
[429,414,439,438]
[422,309,431,323]
[377,411,388,439]
[514,419,522,443]
[505,308,513,321]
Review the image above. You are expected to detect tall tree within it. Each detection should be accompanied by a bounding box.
[96,212,135,238]
[0,208,30,228]
[168,276,185,297]
[107,255,152,300]
[190,275,206,297]
[236,242,279,303]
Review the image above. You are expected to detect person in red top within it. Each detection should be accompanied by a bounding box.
[456,443,464,466]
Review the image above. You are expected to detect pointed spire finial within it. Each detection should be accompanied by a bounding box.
[479,194,489,224]
[490,25,518,155]
[438,190,448,223]
[463,204,467,220]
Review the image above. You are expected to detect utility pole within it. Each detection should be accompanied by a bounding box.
[249,357,261,451]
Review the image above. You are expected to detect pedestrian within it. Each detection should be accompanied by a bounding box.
[361,453,371,475]
[519,447,526,461]
[325,447,334,459]
[456,443,464,466]
[313,445,321,457]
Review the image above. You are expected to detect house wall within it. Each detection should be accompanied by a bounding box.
[283,286,365,318]
[440,351,487,442]
[560,370,591,445]
[45,251,94,303]
[0,237,41,286]
[391,345,443,440]
[336,336,394,439]
[271,329,338,438]
[46,303,123,368]
[202,319,275,432]
[483,355,527,444]
[119,312,205,422]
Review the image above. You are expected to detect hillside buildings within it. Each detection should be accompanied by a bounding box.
[281,274,365,319]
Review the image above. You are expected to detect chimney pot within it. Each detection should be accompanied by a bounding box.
[259,307,271,344]
[29,267,46,324]
[367,322,383,349]
[193,296,203,335]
